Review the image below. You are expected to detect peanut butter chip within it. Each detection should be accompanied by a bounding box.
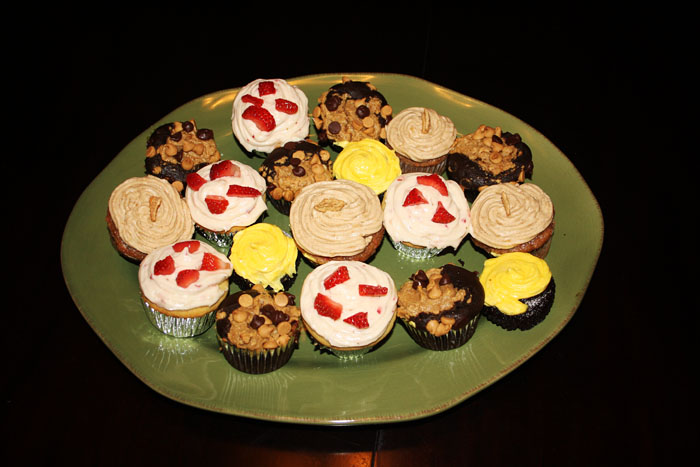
[238,294,253,308]
[274,293,289,307]
[148,196,161,222]
[314,198,346,212]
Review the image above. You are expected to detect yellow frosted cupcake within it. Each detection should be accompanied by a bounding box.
[333,138,401,195]
[228,223,300,292]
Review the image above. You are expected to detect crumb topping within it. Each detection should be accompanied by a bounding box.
[449,125,524,176]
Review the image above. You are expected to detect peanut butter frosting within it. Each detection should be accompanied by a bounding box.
[386,107,456,162]
[289,179,383,258]
[108,175,195,255]
[470,182,553,249]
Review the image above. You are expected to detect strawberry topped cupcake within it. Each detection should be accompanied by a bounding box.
[231,78,310,156]
[185,159,267,248]
[139,240,233,337]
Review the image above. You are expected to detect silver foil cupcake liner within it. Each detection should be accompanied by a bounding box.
[217,335,297,374]
[195,225,234,249]
[391,238,444,260]
[401,313,480,351]
[143,300,215,338]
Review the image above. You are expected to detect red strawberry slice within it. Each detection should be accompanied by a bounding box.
[343,312,369,329]
[323,266,350,290]
[200,252,228,271]
[242,105,276,132]
[417,173,448,196]
[402,187,428,207]
[258,81,276,96]
[358,284,388,296]
[205,195,229,214]
[275,98,298,114]
[241,94,264,106]
[153,255,175,276]
[185,172,207,191]
[314,293,343,320]
[172,240,200,253]
[209,160,240,180]
[226,184,262,197]
[176,269,200,288]
[431,201,456,224]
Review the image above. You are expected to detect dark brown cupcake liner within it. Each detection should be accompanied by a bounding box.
[217,333,299,374]
[482,278,556,331]
[400,313,480,351]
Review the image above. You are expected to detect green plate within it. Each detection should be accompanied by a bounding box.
[61,73,603,425]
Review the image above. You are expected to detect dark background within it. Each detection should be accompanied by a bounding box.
[5,9,692,466]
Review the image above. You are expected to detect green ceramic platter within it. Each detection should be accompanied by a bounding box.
[61,73,603,425]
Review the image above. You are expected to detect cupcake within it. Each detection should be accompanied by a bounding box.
[231,78,309,156]
[469,182,554,258]
[138,240,233,337]
[479,252,555,331]
[382,173,470,260]
[332,138,401,196]
[144,119,221,194]
[228,223,300,292]
[312,76,393,149]
[300,260,397,359]
[185,159,267,248]
[386,107,457,174]
[257,139,334,215]
[397,264,484,350]
[289,179,385,265]
[215,285,302,374]
[446,124,533,201]
[106,175,195,262]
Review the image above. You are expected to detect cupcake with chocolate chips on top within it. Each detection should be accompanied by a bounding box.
[215,285,302,374]
[397,264,484,350]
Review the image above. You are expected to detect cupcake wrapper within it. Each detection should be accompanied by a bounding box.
[398,157,447,175]
[143,300,215,338]
[268,195,292,216]
[217,335,298,374]
[401,314,480,351]
[308,335,372,361]
[391,238,444,260]
[195,225,234,249]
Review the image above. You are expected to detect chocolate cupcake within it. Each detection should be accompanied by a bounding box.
[397,264,484,351]
[145,120,221,194]
[446,124,533,201]
[215,285,302,374]
[312,76,393,150]
[258,139,334,215]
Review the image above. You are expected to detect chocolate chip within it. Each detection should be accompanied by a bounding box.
[170,131,182,142]
[261,305,289,325]
[411,270,429,288]
[492,134,503,145]
[292,165,306,177]
[356,105,370,119]
[249,315,265,330]
[325,95,341,111]
[503,133,521,146]
[196,129,214,140]
[439,272,452,286]
[290,157,301,166]
[182,121,194,132]
[328,121,341,134]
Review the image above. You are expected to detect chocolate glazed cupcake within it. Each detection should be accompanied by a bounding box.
[397,264,484,351]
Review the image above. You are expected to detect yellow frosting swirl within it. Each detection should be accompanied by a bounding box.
[480,252,552,315]
[333,139,401,194]
[229,223,298,291]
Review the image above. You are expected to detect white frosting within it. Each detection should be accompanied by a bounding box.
[300,261,397,348]
[231,78,309,153]
[185,161,267,232]
[382,173,471,249]
[139,241,232,311]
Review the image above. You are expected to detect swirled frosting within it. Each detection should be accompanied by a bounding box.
[470,183,553,249]
[231,78,309,153]
[382,173,470,249]
[333,139,401,194]
[289,179,383,258]
[229,223,298,292]
[479,252,552,315]
[300,261,397,348]
[185,161,267,232]
[139,240,233,311]
[386,107,456,162]
[108,175,194,254]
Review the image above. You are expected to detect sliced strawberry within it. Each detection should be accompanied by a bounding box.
[200,252,228,271]
[153,255,175,276]
[343,312,369,329]
[358,284,388,296]
[323,266,350,290]
[226,184,262,197]
[242,105,276,132]
[275,98,298,114]
[417,173,448,196]
[205,195,229,214]
[209,160,240,180]
[176,269,200,288]
[402,187,428,207]
[185,172,207,191]
[173,240,200,253]
[241,94,264,106]
[314,293,343,320]
[258,81,276,96]
[431,201,456,224]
